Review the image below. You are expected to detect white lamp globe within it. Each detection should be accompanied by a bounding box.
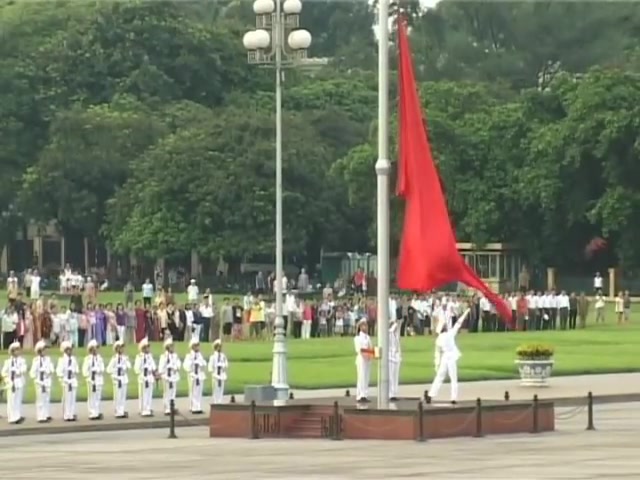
[253,29,271,49]
[243,31,258,50]
[253,0,275,15]
[283,0,302,14]
[287,29,312,50]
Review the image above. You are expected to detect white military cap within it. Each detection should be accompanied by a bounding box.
[114,339,125,351]
[8,341,21,352]
[138,338,149,350]
[213,339,222,348]
[164,337,174,348]
[87,339,98,350]
[357,318,368,327]
[60,340,72,352]
[190,337,200,347]
[34,340,47,352]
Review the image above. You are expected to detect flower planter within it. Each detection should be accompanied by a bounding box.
[515,358,554,387]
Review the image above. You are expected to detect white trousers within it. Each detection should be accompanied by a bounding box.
[62,387,77,420]
[7,386,24,423]
[428,358,459,401]
[212,379,225,404]
[189,378,204,412]
[138,381,153,415]
[116,325,126,342]
[113,383,127,416]
[35,386,51,421]
[192,324,202,341]
[301,320,312,339]
[163,380,177,413]
[389,360,401,398]
[355,358,371,400]
[87,383,103,418]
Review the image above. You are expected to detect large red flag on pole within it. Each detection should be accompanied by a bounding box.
[395,18,512,323]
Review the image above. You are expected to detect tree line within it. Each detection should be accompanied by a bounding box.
[1,0,640,272]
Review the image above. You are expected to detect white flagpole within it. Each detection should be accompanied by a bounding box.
[376,0,391,410]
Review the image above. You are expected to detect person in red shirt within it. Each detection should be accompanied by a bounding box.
[353,268,365,295]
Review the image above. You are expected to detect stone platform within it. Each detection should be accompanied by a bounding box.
[209,396,554,440]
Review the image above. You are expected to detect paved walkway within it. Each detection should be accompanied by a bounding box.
[1,402,638,479]
[0,372,637,435]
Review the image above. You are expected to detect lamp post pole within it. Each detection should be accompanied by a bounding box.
[376,0,391,410]
[243,0,312,405]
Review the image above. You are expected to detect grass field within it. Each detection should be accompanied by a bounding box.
[0,292,637,403]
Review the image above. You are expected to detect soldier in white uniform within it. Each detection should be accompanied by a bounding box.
[183,337,206,413]
[2,342,26,424]
[30,340,54,423]
[426,309,470,405]
[107,339,131,418]
[83,339,105,420]
[388,318,402,401]
[208,339,228,404]
[134,338,156,417]
[158,337,181,415]
[56,340,79,421]
[353,318,374,403]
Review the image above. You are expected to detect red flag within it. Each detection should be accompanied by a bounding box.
[395,18,512,323]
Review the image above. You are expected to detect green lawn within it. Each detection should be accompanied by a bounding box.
[2,291,636,403]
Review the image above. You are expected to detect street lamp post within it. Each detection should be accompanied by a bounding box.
[243,0,312,405]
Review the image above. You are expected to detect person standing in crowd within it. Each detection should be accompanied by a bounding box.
[198,297,213,342]
[232,298,243,340]
[2,341,26,424]
[593,272,603,294]
[68,286,84,346]
[23,269,32,298]
[623,291,631,324]
[30,269,41,302]
[426,309,470,405]
[2,304,18,349]
[578,292,589,328]
[388,318,401,401]
[142,278,154,308]
[558,290,570,330]
[83,339,105,420]
[134,337,156,417]
[56,341,79,421]
[30,340,54,423]
[187,279,199,305]
[255,271,266,294]
[297,268,310,292]
[158,337,181,415]
[353,318,374,403]
[568,292,578,329]
[115,303,127,341]
[107,339,130,419]
[220,298,233,341]
[284,291,297,337]
[594,292,606,323]
[184,338,206,414]
[208,339,228,404]
[124,281,135,308]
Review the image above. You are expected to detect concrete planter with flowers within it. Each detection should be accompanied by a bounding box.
[515,344,555,387]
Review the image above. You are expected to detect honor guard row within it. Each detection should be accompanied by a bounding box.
[1,337,229,424]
